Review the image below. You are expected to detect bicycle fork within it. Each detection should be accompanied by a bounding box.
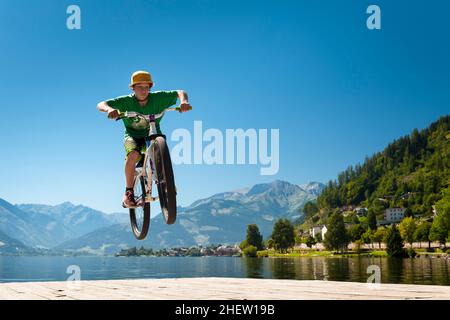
[141,145,159,203]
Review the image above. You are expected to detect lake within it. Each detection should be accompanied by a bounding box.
[0,256,449,286]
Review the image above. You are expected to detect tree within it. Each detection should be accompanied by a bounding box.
[265,238,274,249]
[372,227,386,249]
[384,225,404,257]
[243,245,257,257]
[354,239,364,254]
[295,233,303,246]
[366,208,378,231]
[404,207,414,218]
[431,186,450,247]
[270,219,295,253]
[348,224,365,242]
[314,232,322,243]
[128,247,138,256]
[361,229,374,249]
[430,214,448,247]
[313,115,450,221]
[239,239,248,251]
[399,217,417,247]
[414,221,431,249]
[303,201,319,220]
[351,214,361,225]
[323,212,349,253]
[305,235,316,248]
[245,224,264,250]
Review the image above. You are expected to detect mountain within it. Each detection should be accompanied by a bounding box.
[56,180,323,255]
[0,198,60,248]
[16,202,123,238]
[308,114,450,225]
[0,199,127,249]
[0,229,34,255]
[0,180,323,255]
[299,182,325,196]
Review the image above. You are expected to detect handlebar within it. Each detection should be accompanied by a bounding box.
[114,106,192,121]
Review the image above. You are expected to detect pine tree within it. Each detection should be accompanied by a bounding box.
[385,225,404,257]
[367,209,378,231]
[246,224,264,250]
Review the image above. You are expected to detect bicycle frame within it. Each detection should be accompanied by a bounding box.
[117,106,189,205]
[137,116,159,203]
[117,107,180,203]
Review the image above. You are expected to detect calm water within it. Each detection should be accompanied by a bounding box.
[0,256,449,286]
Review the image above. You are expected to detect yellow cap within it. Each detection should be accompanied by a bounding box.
[129,70,153,87]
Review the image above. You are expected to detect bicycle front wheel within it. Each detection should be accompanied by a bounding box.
[153,136,177,224]
[129,174,150,240]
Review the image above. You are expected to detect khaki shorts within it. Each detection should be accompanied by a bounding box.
[124,135,148,162]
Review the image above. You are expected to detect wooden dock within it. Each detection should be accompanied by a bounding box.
[1,277,449,300]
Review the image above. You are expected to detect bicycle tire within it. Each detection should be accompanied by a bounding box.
[129,175,151,240]
[153,136,177,224]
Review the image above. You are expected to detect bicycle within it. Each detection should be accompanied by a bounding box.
[114,106,191,240]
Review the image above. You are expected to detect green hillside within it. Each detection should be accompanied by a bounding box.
[302,115,450,227]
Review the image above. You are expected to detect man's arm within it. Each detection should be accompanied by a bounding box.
[177,90,189,103]
[97,101,119,119]
[176,90,191,112]
[97,101,113,112]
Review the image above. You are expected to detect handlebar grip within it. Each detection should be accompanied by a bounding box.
[115,111,125,121]
[176,106,193,112]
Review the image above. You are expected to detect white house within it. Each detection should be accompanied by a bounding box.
[383,208,405,223]
[354,207,368,217]
[309,225,327,240]
[215,245,241,256]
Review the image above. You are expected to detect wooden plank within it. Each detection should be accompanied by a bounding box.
[1,278,449,300]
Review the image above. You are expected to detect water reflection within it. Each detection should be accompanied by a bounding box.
[1,256,449,285]
[243,258,264,278]
[243,256,450,285]
[271,258,297,279]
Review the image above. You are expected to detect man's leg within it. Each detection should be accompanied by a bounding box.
[125,150,140,188]
[123,135,144,207]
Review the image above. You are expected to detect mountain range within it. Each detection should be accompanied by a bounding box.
[0,180,324,255]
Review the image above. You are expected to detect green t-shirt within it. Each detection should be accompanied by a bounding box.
[106,91,178,138]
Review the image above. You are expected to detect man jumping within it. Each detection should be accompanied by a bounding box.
[97,70,191,207]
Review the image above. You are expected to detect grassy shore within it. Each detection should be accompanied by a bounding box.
[256,248,449,258]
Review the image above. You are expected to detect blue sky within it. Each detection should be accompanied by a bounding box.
[0,0,449,213]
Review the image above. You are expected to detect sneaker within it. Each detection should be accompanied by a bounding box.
[122,190,137,208]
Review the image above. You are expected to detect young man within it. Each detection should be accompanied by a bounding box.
[97,70,191,207]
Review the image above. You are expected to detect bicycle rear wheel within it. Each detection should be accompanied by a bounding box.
[153,136,177,224]
[129,172,150,240]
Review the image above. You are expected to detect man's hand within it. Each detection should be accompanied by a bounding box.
[107,108,120,119]
[176,90,191,113]
[179,102,192,113]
